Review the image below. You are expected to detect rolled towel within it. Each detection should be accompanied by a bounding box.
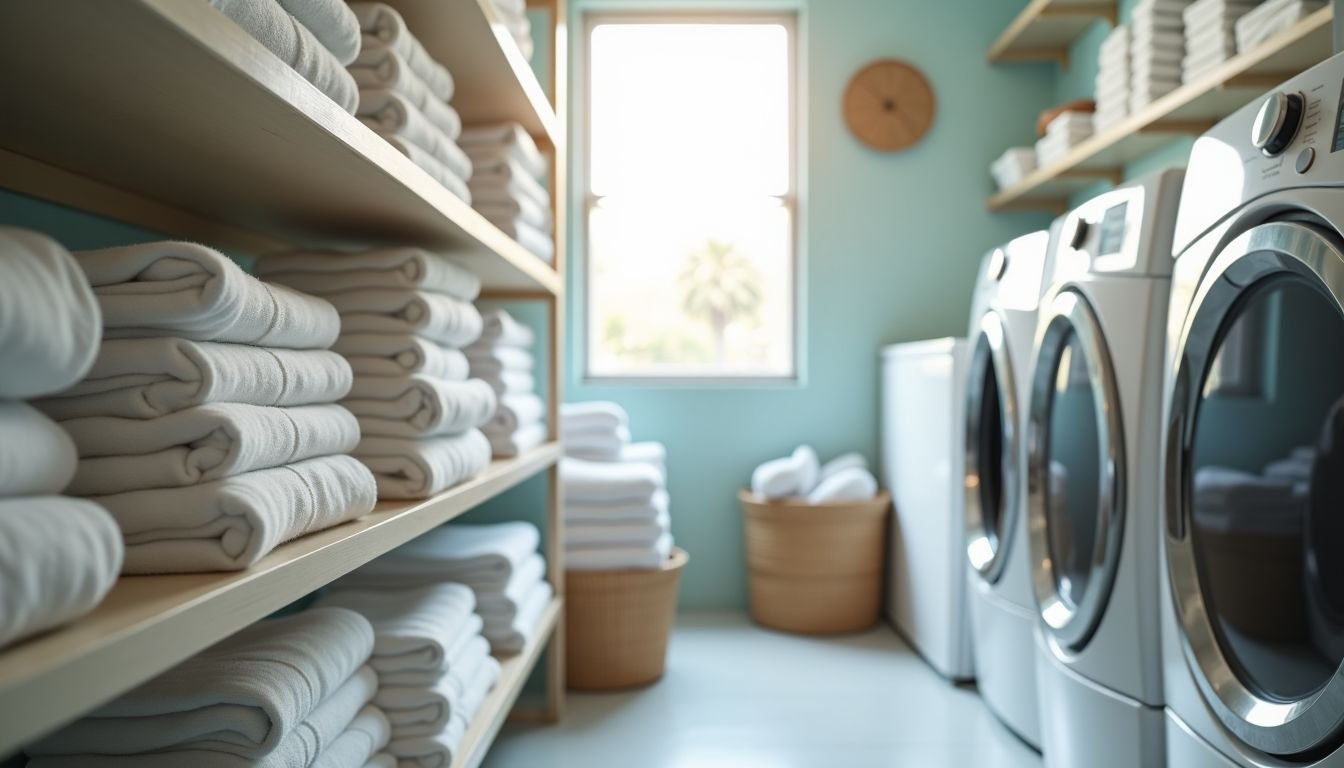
[381,134,473,204]
[208,0,359,111]
[344,375,497,438]
[334,333,470,380]
[311,583,478,678]
[459,123,547,178]
[276,0,361,64]
[566,512,669,548]
[489,217,555,262]
[0,498,122,649]
[567,533,674,572]
[386,656,500,767]
[28,608,375,759]
[818,452,867,483]
[62,403,362,496]
[349,4,456,101]
[806,466,880,503]
[476,554,547,622]
[338,521,541,590]
[478,369,536,397]
[560,400,629,432]
[561,456,662,502]
[473,195,552,232]
[354,430,493,499]
[487,392,545,434]
[564,424,632,461]
[318,706,393,768]
[483,421,548,458]
[348,45,444,120]
[751,444,820,499]
[96,454,377,574]
[467,156,549,209]
[565,489,669,524]
[375,637,491,738]
[376,615,484,687]
[331,289,484,348]
[35,339,353,421]
[0,227,101,399]
[359,86,462,146]
[476,309,535,348]
[257,248,481,301]
[0,401,77,496]
[485,580,552,654]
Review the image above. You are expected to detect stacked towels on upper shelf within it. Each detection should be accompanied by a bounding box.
[990,146,1036,191]
[469,309,547,457]
[561,401,674,570]
[314,583,500,767]
[752,446,880,503]
[461,123,555,262]
[258,248,497,500]
[1127,0,1189,112]
[1095,25,1131,132]
[208,0,361,113]
[335,521,553,655]
[487,0,536,61]
[0,227,122,651]
[1236,0,1327,51]
[1035,110,1094,167]
[33,241,376,575]
[26,608,394,767]
[349,2,474,203]
[1182,0,1259,82]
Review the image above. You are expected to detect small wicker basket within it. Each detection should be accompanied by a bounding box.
[565,547,688,690]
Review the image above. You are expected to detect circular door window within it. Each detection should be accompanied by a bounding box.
[965,313,1019,582]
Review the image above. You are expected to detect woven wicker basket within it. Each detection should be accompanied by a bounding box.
[565,547,688,690]
[741,490,890,634]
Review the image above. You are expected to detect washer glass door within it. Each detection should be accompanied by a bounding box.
[965,312,1019,584]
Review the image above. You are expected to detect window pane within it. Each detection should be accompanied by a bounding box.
[589,23,790,197]
[587,197,793,377]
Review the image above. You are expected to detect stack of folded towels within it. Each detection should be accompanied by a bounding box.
[469,309,547,458]
[461,123,555,263]
[25,608,394,767]
[208,0,361,113]
[335,522,553,655]
[348,2,474,203]
[0,228,122,651]
[1182,0,1258,82]
[751,445,881,503]
[35,241,377,575]
[1236,0,1326,52]
[561,401,674,570]
[1127,0,1189,113]
[1035,111,1094,167]
[314,583,500,767]
[257,247,498,500]
[990,146,1036,190]
[1094,25,1131,132]
[488,0,536,61]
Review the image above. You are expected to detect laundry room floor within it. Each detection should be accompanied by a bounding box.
[484,614,1044,768]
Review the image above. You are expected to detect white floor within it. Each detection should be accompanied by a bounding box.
[484,613,1044,768]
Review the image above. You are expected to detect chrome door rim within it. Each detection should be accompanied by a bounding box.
[1166,221,1344,757]
[1027,289,1127,652]
[965,312,1019,584]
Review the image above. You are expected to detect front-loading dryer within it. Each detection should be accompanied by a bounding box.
[1028,168,1184,768]
[964,228,1053,748]
[1162,52,1344,766]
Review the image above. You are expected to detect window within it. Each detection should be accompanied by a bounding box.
[583,16,798,380]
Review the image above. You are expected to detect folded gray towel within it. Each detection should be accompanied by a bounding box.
[460,123,547,178]
[359,86,462,142]
[381,134,473,204]
[0,401,77,496]
[350,3,455,100]
[362,102,472,184]
[276,0,362,64]
[256,248,481,300]
[334,333,470,380]
[354,430,492,499]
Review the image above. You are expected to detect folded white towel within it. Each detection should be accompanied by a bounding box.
[1236,0,1325,50]
[565,488,669,524]
[36,339,353,421]
[354,430,493,499]
[96,454,377,574]
[338,521,541,590]
[564,424,631,461]
[477,554,546,619]
[490,217,555,262]
[467,345,535,373]
[0,497,122,649]
[473,195,552,232]
[319,706,392,768]
[257,248,481,301]
[350,4,456,101]
[807,466,880,503]
[486,579,552,654]
[335,333,470,380]
[567,511,669,548]
[478,369,537,397]
[561,456,662,502]
[63,403,361,495]
[484,421,548,458]
[29,608,375,759]
[332,289,484,348]
[613,441,667,479]
[567,533,674,572]
[385,656,500,767]
[459,123,547,178]
[359,87,462,148]
[467,156,550,209]
[485,392,544,434]
[276,0,361,64]
[312,583,477,676]
[348,44,446,118]
[375,637,490,738]
[376,614,484,688]
[209,0,359,111]
[0,227,101,399]
[369,119,472,191]
[344,375,496,438]
[381,134,473,204]
[0,401,77,496]
[476,309,535,348]
[560,400,628,432]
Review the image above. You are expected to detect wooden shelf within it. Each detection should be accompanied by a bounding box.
[988,6,1333,212]
[0,443,562,755]
[0,0,561,295]
[453,598,562,768]
[988,0,1116,67]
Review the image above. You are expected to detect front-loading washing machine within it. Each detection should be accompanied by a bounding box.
[1162,53,1344,767]
[964,227,1053,748]
[1027,168,1184,768]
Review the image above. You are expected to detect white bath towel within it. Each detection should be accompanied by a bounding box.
[0,498,121,649]
[375,614,484,688]
[339,521,541,590]
[331,289,484,348]
[560,401,628,432]
[28,608,375,759]
[1235,0,1325,50]
[484,421,548,458]
[36,339,353,421]
[354,430,492,499]
[490,217,555,262]
[566,489,669,524]
[334,334,470,380]
[818,452,867,483]
[344,376,496,438]
[375,637,490,738]
[751,445,820,499]
[318,706,392,768]
[486,580,552,654]
[561,457,662,502]
[467,345,534,374]
[459,123,547,178]
[359,87,462,148]
[467,156,549,209]
[276,0,361,64]
[476,554,547,619]
[486,392,544,434]
[385,656,499,767]
[0,227,101,399]
[348,44,446,118]
[312,583,477,674]
[478,369,537,397]
[381,134,473,204]
[209,0,359,111]
[96,454,377,574]
[74,241,339,348]
[0,401,77,497]
[473,195,552,232]
[564,425,632,461]
[807,466,880,503]
[567,533,674,572]
[257,248,481,301]
[63,403,361,496]
[349,4,456,101]
[476,309,535,348]
[566,512,670,548]
[617,442,667,478]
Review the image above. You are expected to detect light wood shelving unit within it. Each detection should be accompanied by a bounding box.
[0,0,570,763]
[988,0,1116,67]
[988,6,1334,212]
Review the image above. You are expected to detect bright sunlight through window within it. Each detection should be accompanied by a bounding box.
[585,19,796,379]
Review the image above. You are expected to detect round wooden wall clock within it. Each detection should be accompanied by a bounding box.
[843,59,936,152]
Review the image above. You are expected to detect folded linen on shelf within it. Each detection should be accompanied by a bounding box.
[381,133,473,203]
[350,4,456,101]
[385,656,500,767]
[484,421,547,458]
[476,308,535,348]
[344,375,496,438]
[476,554,546,619]
[375,638,491,738]
[565,489,669,524]
[0,498,122,649]
[561,456,663,502]
[0,227,101,399]
[276,0,361,64]
[563,422,630,458]
[354,430,493,498]
[96,454,377,573]
[359,87,462,148]
[750,444,819,499]
[365,753,398,768]
[0,401,77,497]
[468,345,535,375]
[486,392,544,434]
[374,120,473,184]
[312,583,478,675]
[320,706,392,768]
[63,403,361,495]
[376,615,485,688]
[567,533,674,572]
[490,217,555,262]
[616,441,667,477]
[1235,0,1326,50]
[486,579,552,654]
[257,247,481,300]
[36,339,353,421]
[459,123,547,178]
[467,155,549,208]
[338,521,541,590]
[567,513,670,548]
[335,333,470,380]
[478,369,536,396]
[807,466,880,503]
[560,400,628,433]
[331,289,484,347]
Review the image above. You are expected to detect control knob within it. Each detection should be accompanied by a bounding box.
[1251,91,1304,156]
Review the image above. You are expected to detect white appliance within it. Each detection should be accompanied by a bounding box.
[1027,169,1184,768]
[881,338,974,681]
[963,230,1052,747]
[1162,53,1344,766]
